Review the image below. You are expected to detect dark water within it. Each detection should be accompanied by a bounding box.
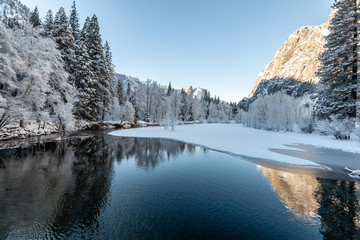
[0,132,360,240]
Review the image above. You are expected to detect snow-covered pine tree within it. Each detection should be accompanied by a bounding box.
[126,81,131,100]
[129,90,139,122]
[53,7,76,85]
[29,6,41,28]
[179,88,188,121]
[117,79,125,106]
[104,41,115,75]
[104,41,116,104]
[166,82,172,96]
[73,40,99,121]
[316,0,359,128]
[69,0,80,43]
[42,10,54,37]
[85,15,114,121]
[201,90,211,120]
[80,16,90,42]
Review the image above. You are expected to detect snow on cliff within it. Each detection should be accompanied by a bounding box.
[248,11,333,98]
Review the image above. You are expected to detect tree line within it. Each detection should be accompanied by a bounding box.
[0,1,236,134]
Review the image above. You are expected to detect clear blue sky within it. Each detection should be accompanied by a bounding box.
[22,0,332,102]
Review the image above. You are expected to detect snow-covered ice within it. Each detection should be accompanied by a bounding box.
[110,124,360,167]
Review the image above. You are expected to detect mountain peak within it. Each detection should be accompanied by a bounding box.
[248,10,333,98]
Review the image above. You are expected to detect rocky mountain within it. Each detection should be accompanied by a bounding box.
[185,86,206,99]
[115,74,142,92]
[248,11,334,99]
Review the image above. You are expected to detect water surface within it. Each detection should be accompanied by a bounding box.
[0,132,359,239]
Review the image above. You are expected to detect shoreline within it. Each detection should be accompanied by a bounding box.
[109,123,360,169]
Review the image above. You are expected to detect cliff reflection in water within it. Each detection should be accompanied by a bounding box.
[0,134,192,239]
[259,166,360,239]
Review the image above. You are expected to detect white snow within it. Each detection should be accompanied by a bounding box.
[345,167,360,179]
[109,124,360,167]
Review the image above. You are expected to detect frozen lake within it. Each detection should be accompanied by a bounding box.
[0,132,359,239]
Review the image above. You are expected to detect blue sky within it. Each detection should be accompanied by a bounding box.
[22,0,332,102]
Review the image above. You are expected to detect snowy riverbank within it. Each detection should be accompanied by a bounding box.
[110,124,360,168]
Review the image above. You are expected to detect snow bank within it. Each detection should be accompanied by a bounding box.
[110,124,359,167]
[0,121,58,140]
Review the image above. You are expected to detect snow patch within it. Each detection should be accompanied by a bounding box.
[110,124,359,167]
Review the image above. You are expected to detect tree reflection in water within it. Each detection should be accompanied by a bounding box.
[0,134,191,239]
[316,179,360,239]
[259,166,360,239]
[1,133,360,239]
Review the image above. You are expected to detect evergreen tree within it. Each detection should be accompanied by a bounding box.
[126,82,131,100]
[42,10,54,37]
[201,90,211,119]
[80,17,90,42]
[117,79,125,106]
[53,7,76,84]
[104,41,115,75]
[129,91,139,122]
[29,6,41,28]
[316,0,359,123]
[85,15,114,121]
[179,88,188,121]
[73,41,99,121]
[166,82,172,96]
[188,103,194,121]
[69,0,80,43]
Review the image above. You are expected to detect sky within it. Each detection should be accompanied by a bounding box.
[21,0,332,103]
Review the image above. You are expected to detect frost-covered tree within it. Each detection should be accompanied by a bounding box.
[29,6,41,28]
[73,41,99,121]
[179,88,188,121]
[243,92,313,132]
[117,79,125,106]
[69,0,80,43]
[121,101,135,123]
[53,7,76,84]
[42,10,54,37]
[104,41,115,75]
[0,22,75,130]
[316,0,359,123]
[166,82,172,96]
[84,15,114,121]
[126,81,131,100]
[80,16,90,42]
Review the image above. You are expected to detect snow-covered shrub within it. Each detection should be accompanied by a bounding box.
[317,116,354,140]
[243,92,313,132]
[121,101,135,123]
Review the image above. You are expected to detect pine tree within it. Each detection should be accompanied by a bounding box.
[104,41,115,75]
[29,6,41,28]
[179,88,188,121]
[316,0,359,123]
[74,41,99,121]
[42,10,54,37]
[126,82,131,100]
[166,82,172,96]
[117,79,125,106]
[80,17,90,42]
[53,7,76,84]
[104,41,116,103]
[85,15,114,121]
[69,0,80,43]
[129,90,139,122]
